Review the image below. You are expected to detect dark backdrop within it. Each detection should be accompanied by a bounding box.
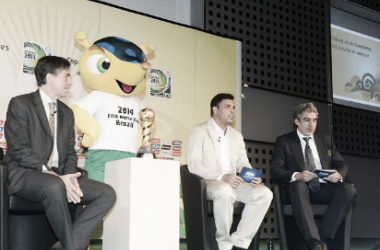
[204,0,380,239]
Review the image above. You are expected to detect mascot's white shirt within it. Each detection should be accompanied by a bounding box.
[75,90,144,153]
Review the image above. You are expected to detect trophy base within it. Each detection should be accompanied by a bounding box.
[137,146,157,159]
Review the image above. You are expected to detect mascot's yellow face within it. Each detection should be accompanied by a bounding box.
[75,31,155,97]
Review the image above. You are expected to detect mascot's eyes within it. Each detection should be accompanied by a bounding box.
[86,54,111,74]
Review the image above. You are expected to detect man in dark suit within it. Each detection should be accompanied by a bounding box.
[3,56,116,250]
[270,103,356,250]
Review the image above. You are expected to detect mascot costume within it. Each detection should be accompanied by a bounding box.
[72,30,155,182]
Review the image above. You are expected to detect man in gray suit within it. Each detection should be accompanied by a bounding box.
[270,103,356,250]
[3,56,116,250]
[187,93,272,250]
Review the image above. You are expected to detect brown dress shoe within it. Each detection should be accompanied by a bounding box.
[312,243,328,250]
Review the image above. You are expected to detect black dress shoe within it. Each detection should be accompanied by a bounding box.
[49,242,62,250]
[49,241,83,250]
[232,246,247,250]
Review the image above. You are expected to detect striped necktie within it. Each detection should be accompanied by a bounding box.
[303,137,320,192]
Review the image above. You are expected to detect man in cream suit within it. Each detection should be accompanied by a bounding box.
[187,93,272,250]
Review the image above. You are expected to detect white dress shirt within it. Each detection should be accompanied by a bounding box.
[296,129,322,170]
[211,118,234,175]
[291,129,323,182]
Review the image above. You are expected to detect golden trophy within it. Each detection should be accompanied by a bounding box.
[137,108,156,159]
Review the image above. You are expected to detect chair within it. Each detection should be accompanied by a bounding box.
[0,162,86,250]
[180,165,261,250]
[274,184,352,250]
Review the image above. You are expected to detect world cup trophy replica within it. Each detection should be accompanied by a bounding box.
[137,108,157,159]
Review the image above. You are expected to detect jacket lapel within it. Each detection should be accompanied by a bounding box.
[33,90,52,137]
[314,135,328,169]
[207,119,223,167]
[56,100,65,169]
[57,100,64,139]
[228,130,237,170]
[289,131,306,170]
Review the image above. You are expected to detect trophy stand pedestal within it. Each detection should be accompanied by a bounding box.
[103,157,180,250]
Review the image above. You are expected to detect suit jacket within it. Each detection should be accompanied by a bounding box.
[270,131,348,184]
[187,119,251,180]
[4,90,78,194]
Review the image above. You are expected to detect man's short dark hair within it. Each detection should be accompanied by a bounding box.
[293,102,318,120]
[210,93,234,116]
[34,56,71,86]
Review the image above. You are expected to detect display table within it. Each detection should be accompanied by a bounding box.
[103,157,180,250]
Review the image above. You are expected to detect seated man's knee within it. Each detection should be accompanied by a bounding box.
[289,180,308,192]
[105,185,117,205]
[46,179,66,196]
[263,187,273,201]
[97,182,117,205]
[211,183,235,201]
[248,186,273,205]
[341,183,356,200]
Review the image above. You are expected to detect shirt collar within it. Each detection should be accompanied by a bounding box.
[211,118,228,137]
[296,129,314,141]
[39,88,55,106]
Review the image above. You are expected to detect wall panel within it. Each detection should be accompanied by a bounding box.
[205,0,331,102]
[242,87,331,143]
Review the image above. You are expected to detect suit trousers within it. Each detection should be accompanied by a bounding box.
[206,181,272,250]
[287,180,356,247]
[14,171,116,250]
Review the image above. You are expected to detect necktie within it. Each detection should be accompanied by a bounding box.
[47,102,55,167]
[303,137,320,192]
